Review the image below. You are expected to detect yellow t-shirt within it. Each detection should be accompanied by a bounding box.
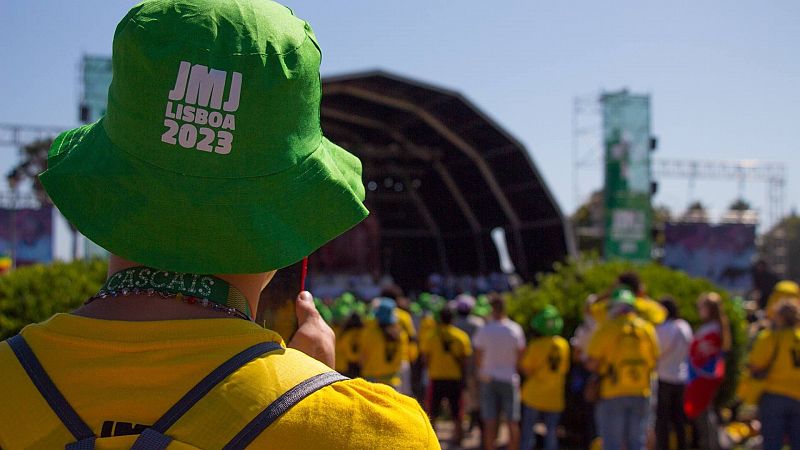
[748,327,800,401]
[358,321,409,388]
[419,315,436,345]
[587,313,660,399]
[334,327,362,374]
[520,336,570,412]
[420,324,472,381]
[0,314,438,450]
[590,296,667,326]
[396,308,419,363]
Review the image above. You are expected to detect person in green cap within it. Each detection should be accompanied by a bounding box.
[585,288,660,450]
[0,1,438,449]
[519,306,569,450]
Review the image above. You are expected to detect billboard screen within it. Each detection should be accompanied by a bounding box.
[663,222,756,292]
[602,91,652,262]
[80,55,113,259]
[0,205,53,265]
[80,55,113,124]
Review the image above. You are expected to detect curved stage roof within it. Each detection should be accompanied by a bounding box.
[321,71,575,287]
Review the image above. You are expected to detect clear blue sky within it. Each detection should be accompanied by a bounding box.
[2,1,799,231]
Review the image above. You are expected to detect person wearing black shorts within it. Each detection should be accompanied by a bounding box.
[421,307,473,444]
[430,378,464,421]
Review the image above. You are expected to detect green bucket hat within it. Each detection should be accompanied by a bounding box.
[530,305,564,336]
[609,288,636,307]
[40,0,368,273]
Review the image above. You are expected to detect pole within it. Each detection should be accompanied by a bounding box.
[10,189,16,269]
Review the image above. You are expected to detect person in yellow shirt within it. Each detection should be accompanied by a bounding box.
[747,300,800,450]
[335,312,364,378]
[419,311,437,344]
[519,306,569,450]
[0,1,439,448]
[586,288,660,450]
[359,299,409,390]
[765,280,800,321]
[590,272,667,326]
[420,307,472,445]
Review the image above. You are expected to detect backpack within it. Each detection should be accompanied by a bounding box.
[605,320,653,392]
[5,335,347,450]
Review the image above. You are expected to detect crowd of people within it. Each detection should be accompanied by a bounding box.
[324,271,800,450]
[1,0,796,448]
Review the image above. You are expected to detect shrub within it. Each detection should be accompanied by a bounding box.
[506,254,747,408]
[0,259,108,339]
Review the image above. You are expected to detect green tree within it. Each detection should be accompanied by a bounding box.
[729,198,751,211]
[6,138,50,200]
[572,190,672,253]
[6,138,82,260]
[572,191,604,253]
[761,213,800,281]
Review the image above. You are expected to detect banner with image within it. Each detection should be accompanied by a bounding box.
[602,90,652,262]
[0,205,54,265]
[663,222,756,292]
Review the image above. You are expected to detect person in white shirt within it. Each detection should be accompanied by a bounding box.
[452,294,486,434]
[473,294,526,450]
[654,296,693,450]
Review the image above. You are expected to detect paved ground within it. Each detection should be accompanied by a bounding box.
[434,420,510,450]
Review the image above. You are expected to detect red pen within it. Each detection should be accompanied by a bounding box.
[300,256,308,292]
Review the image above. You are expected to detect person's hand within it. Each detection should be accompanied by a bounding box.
[288,291,335,368]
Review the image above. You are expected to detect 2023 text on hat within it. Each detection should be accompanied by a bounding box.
[161,60,241,155]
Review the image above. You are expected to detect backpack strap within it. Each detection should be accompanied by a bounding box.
[130,341,283,450]
[7,335,96,450]
[222,371,348,450]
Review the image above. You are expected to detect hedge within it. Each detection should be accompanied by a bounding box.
[0,259,108,340]
[506,254,747,408]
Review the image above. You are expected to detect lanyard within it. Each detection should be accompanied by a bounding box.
[97,266,252,320]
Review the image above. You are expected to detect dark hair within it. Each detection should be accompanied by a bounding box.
[380,285,404,301]
[489,292,505,314]
[381,323,401,342]
[618,271,641,294]
[342,312,363,333]
[698,292,732,352]
[775,300,800,328]
[439,307,453,325]
[660,296,679,320]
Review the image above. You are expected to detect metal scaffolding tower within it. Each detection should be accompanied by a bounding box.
[571,95,604,208]
[652,159,786,228]
[0,123,64,148]
[652,158,787,276]
[571,95,789,275]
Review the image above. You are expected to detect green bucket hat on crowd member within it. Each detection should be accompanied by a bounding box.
[352,301,367,317]
[39,0,368,274]
[530,305,564,336]
[609,288,636,307]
